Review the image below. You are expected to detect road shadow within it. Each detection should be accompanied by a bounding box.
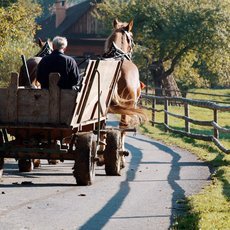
[79,140,143,230]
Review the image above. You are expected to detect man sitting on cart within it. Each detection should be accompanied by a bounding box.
[37,36,81,90]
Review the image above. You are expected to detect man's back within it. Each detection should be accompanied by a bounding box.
[37,49,80,89]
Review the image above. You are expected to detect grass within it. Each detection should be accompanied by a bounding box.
[139,88,230,230]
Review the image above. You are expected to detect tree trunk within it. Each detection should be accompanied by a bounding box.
[150,61,164,96]
[150,60,181,99]
[162,74,181,97]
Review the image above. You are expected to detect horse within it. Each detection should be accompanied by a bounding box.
[96,19,146,171]
[103,19,146,128]
[19,38,53,88]
[17,39,55,172]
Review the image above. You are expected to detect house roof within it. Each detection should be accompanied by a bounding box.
[36,0,98,40]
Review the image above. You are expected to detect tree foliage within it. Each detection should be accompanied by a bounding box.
[95,0,230,88]
[0,0,17,7]
[0,0,41,84]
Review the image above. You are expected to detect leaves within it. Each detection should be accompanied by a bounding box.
[0,0,41,83]
[96,0,230,88]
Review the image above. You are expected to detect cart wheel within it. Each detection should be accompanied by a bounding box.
[0,131,4,179]
[104,130,122,176]
[73,133,96,186]
[18,159,33,172]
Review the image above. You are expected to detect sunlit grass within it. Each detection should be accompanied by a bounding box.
[140,89,230,229]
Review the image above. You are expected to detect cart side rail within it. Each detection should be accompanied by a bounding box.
[0,72,77,126]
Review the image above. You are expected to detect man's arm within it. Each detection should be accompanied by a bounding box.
[70,59,82,90]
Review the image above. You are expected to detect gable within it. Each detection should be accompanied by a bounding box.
[36,0,105,40]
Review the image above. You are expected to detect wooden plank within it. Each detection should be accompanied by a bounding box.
[60,90,78,125]
[49,73,61,123]
[0,88,8,123]
[7,72,18,123]
[17,89,49,123]
[70,60,97,126]
[95,60,122,115]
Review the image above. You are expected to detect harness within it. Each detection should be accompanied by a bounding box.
[103,29,135,61]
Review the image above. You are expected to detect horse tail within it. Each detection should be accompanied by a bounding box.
[109,87,147,126]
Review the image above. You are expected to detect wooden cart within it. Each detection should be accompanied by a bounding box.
[0,59,129,185]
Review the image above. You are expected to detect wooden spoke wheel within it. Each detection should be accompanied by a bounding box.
[73,133,96,186]
[104,130,122,176]
[0,131,4,179]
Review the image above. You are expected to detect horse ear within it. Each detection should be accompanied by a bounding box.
[113,19,119,29]
[126,19,134,32]
[38,38,44,48]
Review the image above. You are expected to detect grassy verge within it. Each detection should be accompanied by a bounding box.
[139,89,230,229]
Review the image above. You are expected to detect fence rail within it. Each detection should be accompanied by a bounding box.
[144,87,230,104]
[140,94,230,154]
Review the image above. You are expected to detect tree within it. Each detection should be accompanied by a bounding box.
[95,0,230,94]
[0,0,17,7]
[0,0,41,84]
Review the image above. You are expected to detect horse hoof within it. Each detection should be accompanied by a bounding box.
[96,159,105,166]
[121,156,126,169]
[18,159,33,172]
[95,155,105,166]
[33,159,41,168]
[48,160,59,165]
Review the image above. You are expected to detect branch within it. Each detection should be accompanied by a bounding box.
[161,46,190,80]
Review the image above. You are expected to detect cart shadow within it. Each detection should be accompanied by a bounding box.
[1,162,109,188]
[79,134,210,230]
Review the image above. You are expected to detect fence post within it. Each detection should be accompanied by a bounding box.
[213,109,219,139]
[152,98,156,126]
[184,102,190,133]
[164,98,168,132]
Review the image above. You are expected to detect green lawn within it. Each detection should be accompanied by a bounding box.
[139,88,230,229]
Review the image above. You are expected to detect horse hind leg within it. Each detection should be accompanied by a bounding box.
[120,131,126,169]
[119,115,129,128]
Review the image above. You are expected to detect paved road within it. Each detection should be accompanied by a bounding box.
[0,118,211,230]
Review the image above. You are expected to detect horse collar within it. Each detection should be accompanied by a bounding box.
[103,42,132,61]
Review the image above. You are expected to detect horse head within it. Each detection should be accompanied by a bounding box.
[19,38,53,87]
[104,19,135,60]
[35,38,53,57]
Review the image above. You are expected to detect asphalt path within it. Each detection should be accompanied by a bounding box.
[0,117,211,230]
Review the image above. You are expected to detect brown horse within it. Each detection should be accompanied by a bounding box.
[104,19,146,127]
[19,38,53,88]
[18,39,55,172]
[96,19,146,170]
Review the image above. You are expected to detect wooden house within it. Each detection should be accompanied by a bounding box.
[36,0,106,58]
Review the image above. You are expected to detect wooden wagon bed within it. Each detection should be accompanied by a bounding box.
[0,59,122,138]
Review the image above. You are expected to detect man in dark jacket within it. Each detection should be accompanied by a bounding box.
[37,36,81,90]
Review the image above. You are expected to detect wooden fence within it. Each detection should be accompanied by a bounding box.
[140,94,230,154]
